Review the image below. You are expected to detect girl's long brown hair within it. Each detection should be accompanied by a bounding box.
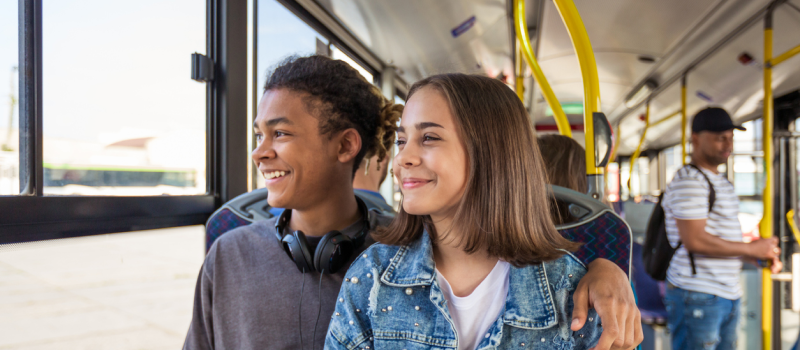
[373,74,579,266]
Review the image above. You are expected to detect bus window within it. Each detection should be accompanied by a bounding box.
[41,0,206,196]
[663,145,682,184]
[606,162,620,202]
[0,0,18,195]
[620,161,630,201]
[732,119,764,242]
[632,157,649,199]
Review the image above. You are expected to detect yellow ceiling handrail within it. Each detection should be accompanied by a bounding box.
[788,210,800,246]
[650,110,681,127]
[770,43,800,67]
[515,44,525,101]
[553,0,602,178]
[627,102,649,192]
[513,0,572,137]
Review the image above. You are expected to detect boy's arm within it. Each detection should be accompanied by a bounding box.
[183,266,214,350]
[572,259,642,350]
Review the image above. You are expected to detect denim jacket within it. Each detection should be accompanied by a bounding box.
[325,231,602,349]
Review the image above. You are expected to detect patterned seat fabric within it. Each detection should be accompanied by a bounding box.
[558,211,632,276]
[205,208,251,251]
[204,189,395,252]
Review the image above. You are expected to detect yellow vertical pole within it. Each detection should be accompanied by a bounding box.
[681,76,687,166]
[552,0,601,177]
[628,101,649,192]
[514,0,572,137]
[515,44,525,101]
[761,8,774,350]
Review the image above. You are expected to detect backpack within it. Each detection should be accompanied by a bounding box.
[642,164,715,281]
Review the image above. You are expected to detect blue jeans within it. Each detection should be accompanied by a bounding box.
[664,284,740,350]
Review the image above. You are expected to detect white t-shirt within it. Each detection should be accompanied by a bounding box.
[663,165,743,300]
[436,260,511,350]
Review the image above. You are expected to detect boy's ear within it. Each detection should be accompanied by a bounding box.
[337,128,362,165]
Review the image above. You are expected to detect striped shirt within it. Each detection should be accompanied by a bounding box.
[663,165,743,300]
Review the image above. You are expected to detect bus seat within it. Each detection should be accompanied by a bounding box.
[551,185,633,276]
[204,188,394,252]
[631,242,668,325]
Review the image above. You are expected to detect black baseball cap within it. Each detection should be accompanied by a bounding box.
[691,107,745,133]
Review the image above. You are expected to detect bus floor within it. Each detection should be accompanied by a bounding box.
[0,226,205,350]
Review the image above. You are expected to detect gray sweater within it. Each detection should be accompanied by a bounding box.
[183,212,390,350]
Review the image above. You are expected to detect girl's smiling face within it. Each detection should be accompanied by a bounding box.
[394,87,468,220]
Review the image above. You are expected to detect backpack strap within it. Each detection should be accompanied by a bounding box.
[682,164,717,276]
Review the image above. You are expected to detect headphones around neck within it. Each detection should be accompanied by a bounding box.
[275,197,371,274]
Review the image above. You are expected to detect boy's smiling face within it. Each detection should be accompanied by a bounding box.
[251,88,354,210]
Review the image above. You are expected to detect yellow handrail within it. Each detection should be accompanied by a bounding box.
[770,43,800,67]
[627,102,649,192]
[761,15,775,350]
[788,210,800,246]
[681,77,687,165]
[553,0,602,177]
[609,123,620,164]
[515,44,525,101]
[650,110,681,127]
[513,0,572,137]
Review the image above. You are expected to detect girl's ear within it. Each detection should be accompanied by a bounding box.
[336,128,362,164]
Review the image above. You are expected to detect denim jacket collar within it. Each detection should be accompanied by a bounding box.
[380,230,558,330]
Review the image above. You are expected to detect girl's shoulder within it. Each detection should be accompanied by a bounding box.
[541,250,589,288]
[344,241,403,281]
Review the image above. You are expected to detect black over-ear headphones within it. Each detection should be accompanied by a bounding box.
[275,196,370,274]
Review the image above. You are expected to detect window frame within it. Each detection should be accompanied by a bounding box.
[2,0,399,245]
[0,0,248,244]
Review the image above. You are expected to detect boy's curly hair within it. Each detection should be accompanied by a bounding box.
[264,55,401,173]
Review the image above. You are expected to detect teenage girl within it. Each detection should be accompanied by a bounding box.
[325,74,640,349]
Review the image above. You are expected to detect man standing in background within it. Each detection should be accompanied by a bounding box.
[662,107,782,350]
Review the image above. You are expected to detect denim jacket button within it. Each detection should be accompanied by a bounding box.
[351,277,359,284]
[366,273,372,278]
[540,338,545,342]
[405,288,413,295]
[387,306,393,311]
[414,306,420,310]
